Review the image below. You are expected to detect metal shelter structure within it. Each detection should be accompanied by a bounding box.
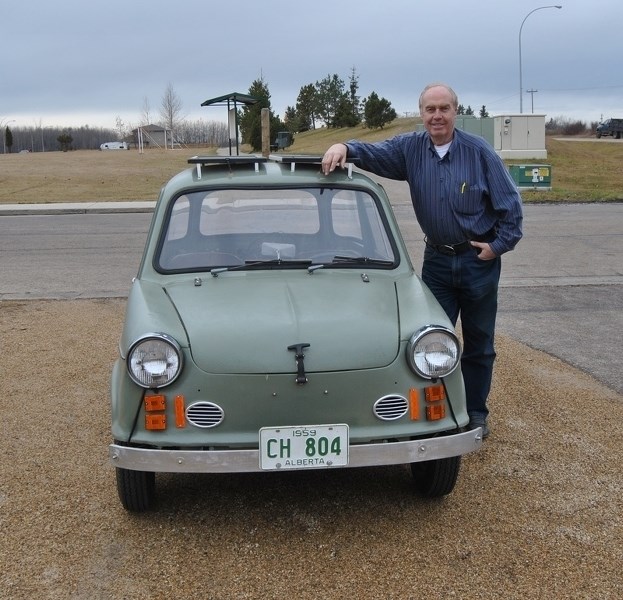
[201,92,259,156]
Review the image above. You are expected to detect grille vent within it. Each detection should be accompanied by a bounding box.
[186,401,224,428]
[373,395,409,421]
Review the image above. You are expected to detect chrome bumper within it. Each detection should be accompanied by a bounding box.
[109,429,482,473]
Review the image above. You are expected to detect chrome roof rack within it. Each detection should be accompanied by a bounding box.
[269,154,323,164]
[188,155,267,177]
[269,154,358,178]
[187,154,359,178]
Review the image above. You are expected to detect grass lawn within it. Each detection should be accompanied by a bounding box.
[1,119,622,203]
[518,137,623,201]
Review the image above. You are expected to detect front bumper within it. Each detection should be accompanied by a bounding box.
[109,428,482,473]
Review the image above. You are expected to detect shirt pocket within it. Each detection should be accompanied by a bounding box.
[452,185,486,216]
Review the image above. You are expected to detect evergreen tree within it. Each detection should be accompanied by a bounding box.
[363,92,397,129]
[57,131,73,152]
[334,96,359,127]
[479,105,489,118]
[295,83,318,132]
[238,78,283,151]
[5,126,13,153]
[284,106,299,133]
[346,67,361,126]
[315,74,347,128]
[315,70,362,128]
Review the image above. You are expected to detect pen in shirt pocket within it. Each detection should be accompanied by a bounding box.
[460,182,468,193]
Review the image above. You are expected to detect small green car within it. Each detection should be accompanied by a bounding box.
[109,155,482,511]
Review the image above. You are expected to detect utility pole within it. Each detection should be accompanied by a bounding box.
[527,89,538,113]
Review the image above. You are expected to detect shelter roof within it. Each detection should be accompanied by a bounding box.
[201,92,259,107]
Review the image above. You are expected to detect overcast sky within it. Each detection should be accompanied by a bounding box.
[2,0,622,130]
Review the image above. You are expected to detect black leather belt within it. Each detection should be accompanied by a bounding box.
[426,240,473,256]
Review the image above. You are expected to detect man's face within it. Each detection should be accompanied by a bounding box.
[420,86,457,145]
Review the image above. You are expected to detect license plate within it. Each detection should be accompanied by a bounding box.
[259,424,349,470]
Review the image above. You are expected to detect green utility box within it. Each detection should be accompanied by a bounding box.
[508,164,552,190]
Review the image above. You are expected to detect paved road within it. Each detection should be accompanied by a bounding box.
[1,200,622,394]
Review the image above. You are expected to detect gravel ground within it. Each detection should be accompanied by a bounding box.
[1,299,622,600]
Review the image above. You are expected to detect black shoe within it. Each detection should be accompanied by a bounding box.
[469,417,490,439]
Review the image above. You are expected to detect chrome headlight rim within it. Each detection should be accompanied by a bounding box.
[126,332,183,389]
[406,325,461,380]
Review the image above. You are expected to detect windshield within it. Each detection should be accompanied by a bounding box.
[157,187,397,272]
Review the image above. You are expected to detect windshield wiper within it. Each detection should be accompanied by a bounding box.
[243,259,313,268]
[210,258,312,277]
[330,256,395,266]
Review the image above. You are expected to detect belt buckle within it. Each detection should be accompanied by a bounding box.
[441,244,456,255]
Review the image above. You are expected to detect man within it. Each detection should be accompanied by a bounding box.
[321,83,523,438]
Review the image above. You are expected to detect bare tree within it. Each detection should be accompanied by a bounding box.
[160,83,183,132]
[140,96,152,125]
[115,115,125,139]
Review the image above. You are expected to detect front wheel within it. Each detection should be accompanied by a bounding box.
[116,467,155,512]
[410,456,461,497]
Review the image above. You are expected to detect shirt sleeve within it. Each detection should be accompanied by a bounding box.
[483,147,523,255]
[345,135,411,181]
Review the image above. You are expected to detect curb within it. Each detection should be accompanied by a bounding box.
[0,201,156,216]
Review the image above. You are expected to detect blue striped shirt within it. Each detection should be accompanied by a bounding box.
[346,128,523,255]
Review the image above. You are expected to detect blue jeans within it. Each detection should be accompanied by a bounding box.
[422,246,501,420]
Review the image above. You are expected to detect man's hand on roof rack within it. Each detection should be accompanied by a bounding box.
[321,143,348,175]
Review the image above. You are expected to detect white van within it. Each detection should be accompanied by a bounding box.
[100,142,128,150]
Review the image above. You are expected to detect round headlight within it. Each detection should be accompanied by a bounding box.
[127,333,183,388]
[406,326,461,379]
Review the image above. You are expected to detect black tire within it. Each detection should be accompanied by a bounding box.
[596,133,602,138]
[115,467,156,512]
[616,132,621,139]
[410,456,461,497]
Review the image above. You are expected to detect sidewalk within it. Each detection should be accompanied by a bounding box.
[0,201,156,215]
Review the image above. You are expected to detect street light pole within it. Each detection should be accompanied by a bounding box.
[519,5,562,114]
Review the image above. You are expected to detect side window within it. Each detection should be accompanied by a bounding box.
[331,190,395,261]
[332,191,362,239]
[166,196,190,240]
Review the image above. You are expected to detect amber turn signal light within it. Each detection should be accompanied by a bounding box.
[426,404,446,421]
[145,413,166,430]
[409,388,420,420]
[174,395,186,428]
[424,384,446,403]
[144,394,166,411]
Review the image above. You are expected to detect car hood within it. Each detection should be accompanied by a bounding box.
[165,272,400,374]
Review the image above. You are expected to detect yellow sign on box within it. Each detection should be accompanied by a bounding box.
[524,167,550,177]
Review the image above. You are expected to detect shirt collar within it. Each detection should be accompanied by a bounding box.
[427,128,461,159]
